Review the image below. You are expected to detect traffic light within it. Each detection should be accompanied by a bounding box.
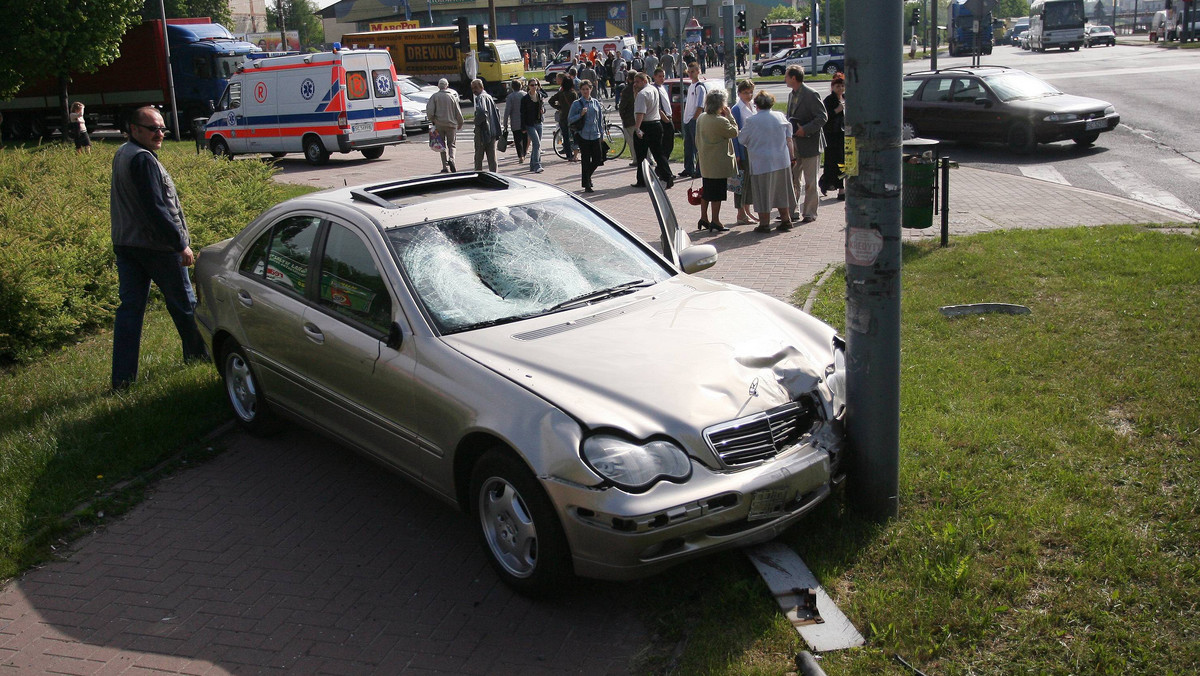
[760,19,768,32]
[475,23,486,51]
[800,18,809,34]
[455,17,469,51]
[579,20,592,38]
[637,27,646,44]
[911,6,921,26]
[561,14,575,42]
[737,10,747,32]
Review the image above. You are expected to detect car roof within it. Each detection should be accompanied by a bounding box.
[276,173,567,233]
[906,65,1022,79]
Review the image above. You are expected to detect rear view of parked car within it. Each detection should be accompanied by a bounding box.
[192,168,847,596]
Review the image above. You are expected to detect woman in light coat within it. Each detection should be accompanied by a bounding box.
[695,89,739,232]
[737,91,797,232]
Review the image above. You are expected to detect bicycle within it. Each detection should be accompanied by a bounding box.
[552,104,626,161]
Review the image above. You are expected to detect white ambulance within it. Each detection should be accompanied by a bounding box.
[204,49,405,165]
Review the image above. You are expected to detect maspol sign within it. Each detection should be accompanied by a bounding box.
[368,20,421,30]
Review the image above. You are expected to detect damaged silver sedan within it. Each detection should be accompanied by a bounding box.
[193,166,847,595]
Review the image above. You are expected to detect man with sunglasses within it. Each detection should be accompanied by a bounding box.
[109,106,207,390]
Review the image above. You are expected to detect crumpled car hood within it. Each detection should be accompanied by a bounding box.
[442,277,838,456]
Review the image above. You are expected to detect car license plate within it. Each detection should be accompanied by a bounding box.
[1085,119,1107,131]
[352,122,374,133]
[747,488,790,521]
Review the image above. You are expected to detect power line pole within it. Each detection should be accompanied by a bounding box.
[843,0,902,521]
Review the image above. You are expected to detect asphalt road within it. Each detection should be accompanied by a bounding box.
[900,42,1200,219]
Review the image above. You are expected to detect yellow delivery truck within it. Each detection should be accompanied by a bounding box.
[343,27,524,98]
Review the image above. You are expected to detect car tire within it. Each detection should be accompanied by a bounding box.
[824,62,840,75]
[770,66,783,76]
[1073,131,1100,147]
[470,450,572,595]
[210,136,231,159]
[303,135,330,165]
[361,147,385,160]
[902,121,917,141]
[220,341,277,436]
[1006,121,1037,154]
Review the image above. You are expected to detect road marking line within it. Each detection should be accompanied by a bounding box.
[1160,157,1200,183]
[1042,63,1200,81]
[1091,161,1200,220]
[1018,165,1070,185]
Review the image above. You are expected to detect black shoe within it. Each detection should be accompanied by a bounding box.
[677,171,691,178]
[584,186,595,193]
[753,224,772,233]
[630,182,647,188]
[665,177,675,189]
[800,215,816,224]
[706,222,728,232]
[697,218,709,231]
[777,222,793,232]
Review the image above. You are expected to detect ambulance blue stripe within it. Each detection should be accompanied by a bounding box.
[205,107,401,130]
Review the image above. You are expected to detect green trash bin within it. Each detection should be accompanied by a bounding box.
[902,160,937,229]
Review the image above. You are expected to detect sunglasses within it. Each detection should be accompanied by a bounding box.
[133,123,168,134]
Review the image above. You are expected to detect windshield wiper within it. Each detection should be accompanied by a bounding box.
[449,313,539,334]
[547,279,653,312]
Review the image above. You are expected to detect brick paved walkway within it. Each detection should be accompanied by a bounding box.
[2,126,1194,675]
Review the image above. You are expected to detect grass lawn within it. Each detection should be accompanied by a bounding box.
[637,225,1199,674]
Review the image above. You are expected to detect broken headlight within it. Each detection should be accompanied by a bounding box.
[582,434,692,492]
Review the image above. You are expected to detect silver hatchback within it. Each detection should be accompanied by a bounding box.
[193,168,846,595]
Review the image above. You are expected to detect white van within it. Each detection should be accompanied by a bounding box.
[545,36,638,83]
[204,49,405,165]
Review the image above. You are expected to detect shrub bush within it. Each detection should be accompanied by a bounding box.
[0,142,300,362]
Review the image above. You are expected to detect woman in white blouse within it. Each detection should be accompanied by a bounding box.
[736,91,797,232]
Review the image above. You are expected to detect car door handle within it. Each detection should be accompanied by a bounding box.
[237,289,253,307]
[303,322,324,345]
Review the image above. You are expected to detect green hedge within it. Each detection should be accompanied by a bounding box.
[0,142,304,362]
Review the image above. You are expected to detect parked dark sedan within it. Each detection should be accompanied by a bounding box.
[902,66,1120,153]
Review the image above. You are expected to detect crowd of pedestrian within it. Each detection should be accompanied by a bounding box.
[424,53,846,235]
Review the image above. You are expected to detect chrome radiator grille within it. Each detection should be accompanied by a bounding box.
[704,399,818,468]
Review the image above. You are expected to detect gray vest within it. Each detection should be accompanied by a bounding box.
[110,141,189,252]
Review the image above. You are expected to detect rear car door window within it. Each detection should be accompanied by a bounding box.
[919,78,953,103]
[372,69,395,99]
[239,215,322,297]
[346,70,370,101]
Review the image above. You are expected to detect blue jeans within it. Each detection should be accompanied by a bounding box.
[682,119,698,176]
[112,246,207,388]
[527,123,543,171]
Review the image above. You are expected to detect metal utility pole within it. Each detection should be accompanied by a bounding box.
[843,0,902,521]
[158,0,180,139]
[930,0,938,69]
[810,0,819,73]
[723,0,736,96]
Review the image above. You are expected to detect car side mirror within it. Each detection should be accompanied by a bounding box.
[679,244,718,274]
[974,97,992,108]
[386,321,403,350]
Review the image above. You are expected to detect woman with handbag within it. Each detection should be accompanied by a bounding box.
[521,78,546,173]
[695,89,739,232]
[567,80,604,193]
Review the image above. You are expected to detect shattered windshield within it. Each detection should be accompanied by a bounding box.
[387,197,673,334]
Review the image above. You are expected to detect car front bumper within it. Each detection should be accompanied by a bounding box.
[545,421,839,580]
[1037,112,1120,142]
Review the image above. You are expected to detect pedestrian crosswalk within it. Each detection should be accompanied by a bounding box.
[1018,158,1200,220]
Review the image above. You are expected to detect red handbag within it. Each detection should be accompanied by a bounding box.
[687,180,702,206]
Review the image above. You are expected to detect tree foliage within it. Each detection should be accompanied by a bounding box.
[764,2,847,39]
[266,0,325,50]
[1,0,142,100]
[142,0,232,28]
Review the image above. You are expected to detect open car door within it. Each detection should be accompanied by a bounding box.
[644,160,718,274]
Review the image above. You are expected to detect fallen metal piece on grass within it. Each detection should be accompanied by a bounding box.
[939,303,1031,318]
